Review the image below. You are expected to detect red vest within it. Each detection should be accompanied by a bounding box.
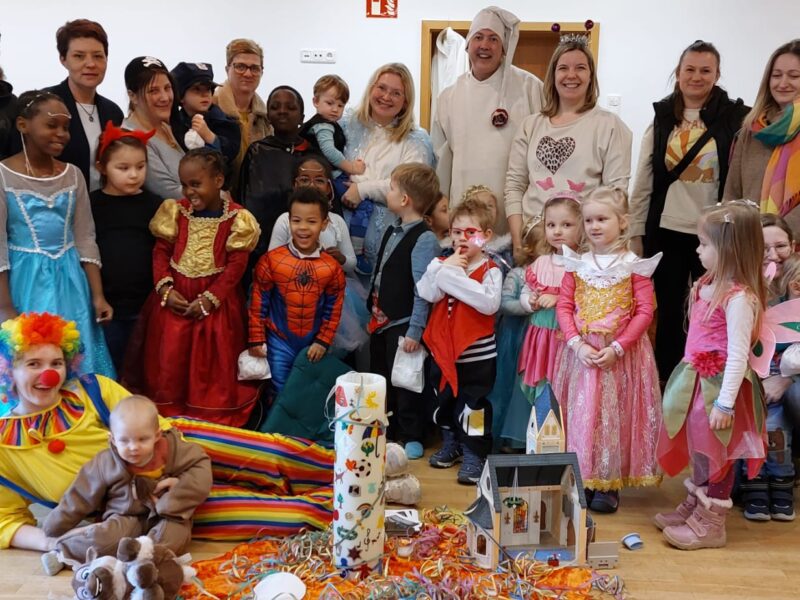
[423,259,496,395]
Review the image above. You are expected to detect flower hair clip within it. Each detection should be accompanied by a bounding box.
[551,20,594,47]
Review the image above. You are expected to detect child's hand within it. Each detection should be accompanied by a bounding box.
[249,344,267,358]
[402,337,421,353]
[183,297,211,320]
[191,114,216,144]
[763,375,793,404]
[153,477,179,497]
[537,293,558,309]
[164,289,190,314]
[93,296,114,323]
[307,342,326,362]
[342,158,366,175]
[592,347,618,369]
[443,250,468,270]
[577,343,599,367]
[709,406,733,430]
[341,183,361,209]
[324,246,346,265]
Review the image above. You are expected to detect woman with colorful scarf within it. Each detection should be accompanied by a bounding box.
[629,40,749,381]
[725,40,800,233]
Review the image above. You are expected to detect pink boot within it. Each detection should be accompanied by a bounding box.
[653,479,700,530]
[662,487,731,550]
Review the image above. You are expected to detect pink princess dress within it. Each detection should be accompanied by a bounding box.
[518,253,566,397]
[657,281,767,482]
[554,248,663,491]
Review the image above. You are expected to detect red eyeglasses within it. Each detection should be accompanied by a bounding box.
[450,227,482,239]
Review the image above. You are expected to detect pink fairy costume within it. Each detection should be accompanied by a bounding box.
[554,248,663,491]
[518,253,566,396]
[657,280,767,487]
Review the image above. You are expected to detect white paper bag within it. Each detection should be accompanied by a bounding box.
[391,337,427,393]
[237,349,271,380]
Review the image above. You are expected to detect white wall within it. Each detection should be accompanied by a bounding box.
[2,0,799,172]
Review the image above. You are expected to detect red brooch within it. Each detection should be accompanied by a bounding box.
[491,108,509,128]
[48,439,66,454]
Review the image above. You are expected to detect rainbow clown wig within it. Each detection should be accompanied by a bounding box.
[0,312,83,408]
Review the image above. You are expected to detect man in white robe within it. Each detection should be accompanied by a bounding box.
[431,5,543,236]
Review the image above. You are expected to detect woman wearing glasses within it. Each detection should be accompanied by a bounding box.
[214,38,271,185]
[340,63,434,276]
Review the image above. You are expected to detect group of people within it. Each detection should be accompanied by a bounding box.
[0,5,798,573]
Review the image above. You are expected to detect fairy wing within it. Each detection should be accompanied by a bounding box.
[750,298,800,377]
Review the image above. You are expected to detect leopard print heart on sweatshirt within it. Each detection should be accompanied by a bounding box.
[536,136,576,174]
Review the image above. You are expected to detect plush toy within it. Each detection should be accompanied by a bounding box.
[71,549,128,600]
[117,536,195,600]
[72,537,194,600]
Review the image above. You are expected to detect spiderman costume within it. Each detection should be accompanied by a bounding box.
[249,243,345,391]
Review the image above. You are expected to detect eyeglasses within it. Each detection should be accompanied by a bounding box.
[230,62,263,75]
[450,227,482,239]
[374,83,404,101]
[296,176,329,187]
[764,242,793,256]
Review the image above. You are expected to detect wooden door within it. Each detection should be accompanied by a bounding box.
[419,21,601,130]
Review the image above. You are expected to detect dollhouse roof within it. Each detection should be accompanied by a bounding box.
[483,453,587,514]
[464,495,494,530]
[533,383,561,429]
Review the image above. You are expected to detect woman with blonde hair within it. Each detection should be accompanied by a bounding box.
[505,38,632,263]
[725,40,800,232]
[340,63,434,274]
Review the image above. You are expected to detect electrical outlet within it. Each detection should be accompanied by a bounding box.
[607,94,622,107]
[300,49,337,64]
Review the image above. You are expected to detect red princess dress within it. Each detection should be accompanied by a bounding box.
[657,281,767,482]
[553,248,663,491]
[126,198,261,427]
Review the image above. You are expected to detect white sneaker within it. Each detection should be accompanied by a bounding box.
[385,474,421,505]
[385,442,409,478]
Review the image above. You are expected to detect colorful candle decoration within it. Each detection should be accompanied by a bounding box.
[331,372,388,577]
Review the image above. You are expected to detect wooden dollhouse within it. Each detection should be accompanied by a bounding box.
[525,382,565,455]
[464,453,588,571]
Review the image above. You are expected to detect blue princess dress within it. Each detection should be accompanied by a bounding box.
[0,164,115,377]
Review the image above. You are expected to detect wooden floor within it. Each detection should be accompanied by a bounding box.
[1,455,798,600]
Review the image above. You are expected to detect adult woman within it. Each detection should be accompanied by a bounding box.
[629,40,749,380]
[269,156,357,273]
[122,56,183,199]
[340,63,434,273]
[214,39,271,185]
[724,40,800,232]
[44,19,123,191]
[504,39,632,259]
[0,312,333,552]
[239,85,310,262]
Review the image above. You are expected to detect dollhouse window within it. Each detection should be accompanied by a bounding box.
[513,500,529,533]
[477,534,487,555]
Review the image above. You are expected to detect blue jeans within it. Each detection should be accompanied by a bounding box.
[761,389,797,478]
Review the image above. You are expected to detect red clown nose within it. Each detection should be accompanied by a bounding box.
[38,369,61,388]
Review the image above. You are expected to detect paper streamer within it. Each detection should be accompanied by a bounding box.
[332,372,389,577]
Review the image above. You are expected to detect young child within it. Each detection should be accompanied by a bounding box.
[298,75,370,271]
[519,193,583,400]
[424,191,451,249]
[461,185,513,272]
[40,395,212,575]
[367,163,440,459]
[170,62,241,168]
[489,217,538,451]
[248,186,346,393]
[126,149,261,427]
[554,188,662,512]
[0,90,115,380]
[91,122,163,373]
[656,201,769,549]
[420,198,503,482]
[739,216,797,521]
